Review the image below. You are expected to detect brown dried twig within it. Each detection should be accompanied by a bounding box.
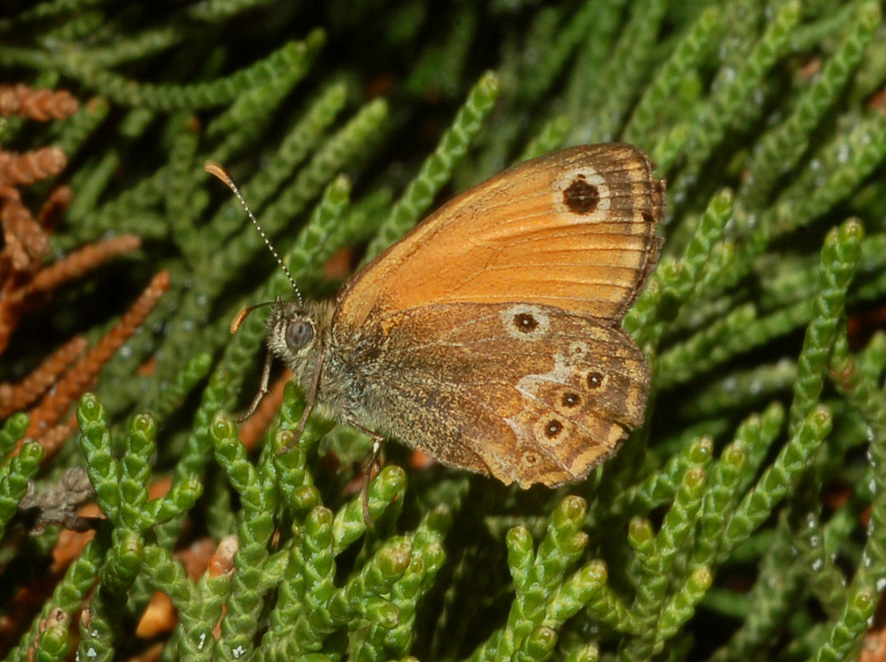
[12,234,142,307]
[0,147,67,188]
[0,85,151,456]
[0,195,50,272]
[18,467,98,535]
[23,270,171,450]
[0,234,142,356]
[37,415,80,457]
[0,84,79,121]
[0,86,81,320]
[0,146,68,277]
[0,335,87,418]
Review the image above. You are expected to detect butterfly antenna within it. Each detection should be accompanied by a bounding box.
[230,299,277,334]
[205,162,303,305]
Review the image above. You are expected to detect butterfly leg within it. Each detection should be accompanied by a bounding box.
[236,350,274,422]
[276,352,326,455]
[364,433,387,525]
[344,420,386,527]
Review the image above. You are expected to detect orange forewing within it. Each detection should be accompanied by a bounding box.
[335,144,663,331]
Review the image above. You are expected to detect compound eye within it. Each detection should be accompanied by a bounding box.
[285,320,313,350]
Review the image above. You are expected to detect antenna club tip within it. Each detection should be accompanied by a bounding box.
[230,308,249,334]
[205,161,231,183]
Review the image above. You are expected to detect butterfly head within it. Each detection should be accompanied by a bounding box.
[265,298,334,386]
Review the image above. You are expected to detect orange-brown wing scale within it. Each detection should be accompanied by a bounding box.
[335,302,650,487]
[334,144,664,333]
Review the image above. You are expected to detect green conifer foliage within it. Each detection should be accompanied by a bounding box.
[2,1,886,660]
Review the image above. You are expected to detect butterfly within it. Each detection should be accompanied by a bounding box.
[212,143,663,498]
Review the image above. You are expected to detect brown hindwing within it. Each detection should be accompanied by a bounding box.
[348,302,650,487]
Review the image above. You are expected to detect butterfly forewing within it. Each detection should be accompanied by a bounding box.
[334,144,663,334]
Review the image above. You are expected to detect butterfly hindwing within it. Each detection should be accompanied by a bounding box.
[338,302,650,486]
